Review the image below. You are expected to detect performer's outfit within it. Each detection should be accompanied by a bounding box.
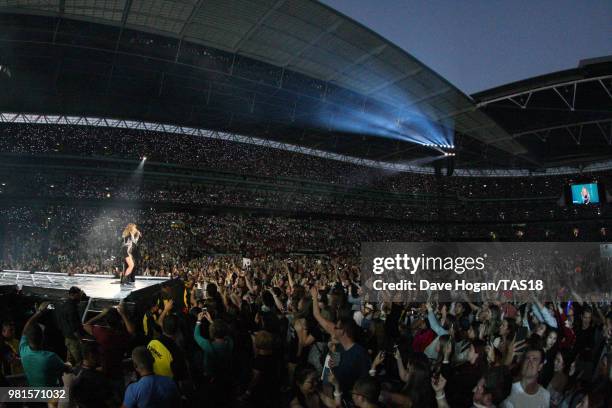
[121,234,140,283]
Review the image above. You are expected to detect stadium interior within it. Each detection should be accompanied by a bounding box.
[0,1,611,407]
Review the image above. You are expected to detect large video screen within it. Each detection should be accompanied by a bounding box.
[571,183,599,204]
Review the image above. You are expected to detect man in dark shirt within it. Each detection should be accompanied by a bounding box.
[64,341,116,407]
[330,318,371,397]
[56,286,85,365]
[311,288,370,399]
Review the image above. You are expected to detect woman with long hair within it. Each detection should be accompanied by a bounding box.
[385,352,435,407]
[121,223,141,285]
[288,365,340,408]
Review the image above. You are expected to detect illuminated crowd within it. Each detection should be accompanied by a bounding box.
[0,124,611,407]
[1,252,611,407]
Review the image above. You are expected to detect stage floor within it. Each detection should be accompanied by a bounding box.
[0,270,167,300]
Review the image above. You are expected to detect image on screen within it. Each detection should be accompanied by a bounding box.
[571,183,599,204]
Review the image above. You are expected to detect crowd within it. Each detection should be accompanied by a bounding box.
[0,170,442,221]
[1,256,611,407]
[0,206,609,276]
[0,206,433,274]
[0,123,611,407]
[2,123,611,199]
[0,165,609,224]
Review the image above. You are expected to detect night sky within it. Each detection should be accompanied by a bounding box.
[321,0,612,95]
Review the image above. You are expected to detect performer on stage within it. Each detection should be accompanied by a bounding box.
[121,223,141,285]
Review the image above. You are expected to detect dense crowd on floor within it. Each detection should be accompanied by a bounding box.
[0,206,609,276]
[0,124,611,407]
[1,258,611,407]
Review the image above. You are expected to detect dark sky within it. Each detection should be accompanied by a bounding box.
[321,0,612,95]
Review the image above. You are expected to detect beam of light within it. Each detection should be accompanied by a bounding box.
[306,104,453,148]
[85,158,146,264]
[136,157,146,172]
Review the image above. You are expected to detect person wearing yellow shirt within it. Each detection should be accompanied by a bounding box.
[146,305,187,382]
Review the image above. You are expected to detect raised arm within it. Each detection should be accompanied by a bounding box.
[158,299,174,329]
[464,295,482,313]
[23,302,50,334]
[427,304,449,336]
[268,288,285,313]
[194,311,213,352]
[310,287,335,336]
[286,264,295,291]
[117,302,136,336]
[394,348,409,383]
[532,299,558,328]
[217,285,230,311]
[83,307,111,335]
[318,371,342,408]
[244,272,254,293]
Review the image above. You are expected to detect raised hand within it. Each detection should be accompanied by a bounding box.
[431,374,447,393]
[394,347,402,362]
[372,351,385,368]
[507,334,526,363]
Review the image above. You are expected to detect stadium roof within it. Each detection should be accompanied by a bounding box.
[0,0,530,169]
[473,57,612,169]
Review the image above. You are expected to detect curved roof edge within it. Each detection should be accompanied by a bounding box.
[472,57,612,103]
[0,2,526,156]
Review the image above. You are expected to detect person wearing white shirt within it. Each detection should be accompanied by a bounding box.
[353,303,374,330]
[502,348,550,408]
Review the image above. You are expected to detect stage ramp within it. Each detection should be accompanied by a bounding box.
[0,270,169,319]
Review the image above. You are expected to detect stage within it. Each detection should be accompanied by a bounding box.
[0,270,170,318]
[0,270,167,300]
